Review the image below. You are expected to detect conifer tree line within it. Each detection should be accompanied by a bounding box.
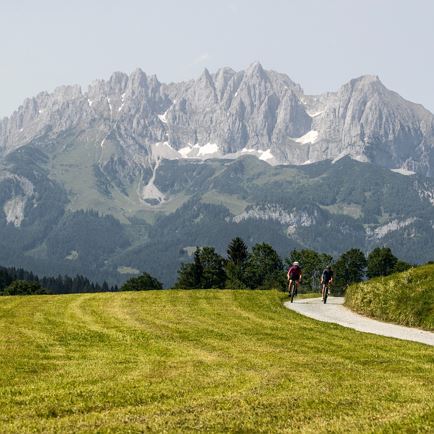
[172,238,413,292]
[0,266,118,296]
[0,240,415,295]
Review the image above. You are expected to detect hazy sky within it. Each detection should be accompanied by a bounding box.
[1,0,433,117]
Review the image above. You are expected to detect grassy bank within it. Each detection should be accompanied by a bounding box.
[345,264,434,331]
[0,290,433,432]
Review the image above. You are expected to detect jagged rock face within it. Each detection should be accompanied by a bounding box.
[1,64,434,176]
[308,76,434,173]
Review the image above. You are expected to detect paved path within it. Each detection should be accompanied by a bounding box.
[284,297,434,346]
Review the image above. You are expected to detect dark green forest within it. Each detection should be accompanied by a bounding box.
[1,239,413,295]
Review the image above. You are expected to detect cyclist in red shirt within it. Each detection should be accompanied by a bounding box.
[287,261,302,296]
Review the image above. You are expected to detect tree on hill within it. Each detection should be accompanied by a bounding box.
[245,243,285,290]
[193,248,204,288]
[1,280,47,296]
[174,262,197,289]
[225,237,249,289]
[367,247,398,278]
[288,249,333,291]
[0,268,13,291]
[120,272,163,291]
[174,247,226,289]
[393,260,412,274]
[227,237,248,266]
[200,247,226,288]
[334,248,367,290]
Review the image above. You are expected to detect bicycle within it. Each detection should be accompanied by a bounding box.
[322,282,331,304]
[288,280,298,303]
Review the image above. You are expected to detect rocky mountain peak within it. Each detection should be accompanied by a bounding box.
[108,71,129,94]
[129,68,149,88]
[350,74,381,86]
[213,67,236,100]
[246,61,266,77]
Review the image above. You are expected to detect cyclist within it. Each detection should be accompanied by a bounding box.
[321,265,333,300]
[287,261,302,296]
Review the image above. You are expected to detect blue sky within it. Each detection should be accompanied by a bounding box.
[1,0,433,117]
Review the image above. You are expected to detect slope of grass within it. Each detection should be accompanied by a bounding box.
[0,290,433,433]
[345,264,434,331]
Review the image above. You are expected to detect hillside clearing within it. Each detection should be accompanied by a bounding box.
[0,290,433,433]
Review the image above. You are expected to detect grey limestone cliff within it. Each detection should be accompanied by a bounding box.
[1,63,434,176]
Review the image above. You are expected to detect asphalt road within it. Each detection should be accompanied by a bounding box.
[284,296,434,346]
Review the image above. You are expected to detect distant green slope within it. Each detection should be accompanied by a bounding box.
[3,151,434,286]
[345,264,434,330]
[0,290,432,432]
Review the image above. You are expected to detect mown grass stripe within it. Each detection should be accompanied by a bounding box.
[0,290,432,433]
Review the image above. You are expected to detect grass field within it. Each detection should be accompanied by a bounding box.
[345,264,434,331]
[0,290,433,433]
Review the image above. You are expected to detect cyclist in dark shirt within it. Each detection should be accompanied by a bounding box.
[321,266,333,301]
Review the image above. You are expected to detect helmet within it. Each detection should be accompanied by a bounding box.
[293,261,299,266]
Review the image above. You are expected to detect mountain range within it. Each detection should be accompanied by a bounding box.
[1,63,434,286]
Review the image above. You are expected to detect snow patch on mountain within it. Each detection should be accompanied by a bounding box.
[293,130,319,144]
[179,146,192,157]
[158,110,168,124]
[307,110,324,118]
[259,149,274,161]
[198,143,219,156]
[235,148,278,164]
[176,143,221,159]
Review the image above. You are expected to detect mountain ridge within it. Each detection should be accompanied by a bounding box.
[1,63,433,177]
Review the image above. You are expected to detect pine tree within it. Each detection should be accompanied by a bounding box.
[245,243,285,289]
[227,237,248,266]
[174,246,226,289]
[120,273,163,291]
[193,247,203,288]
[225,237,249,288]
[199,247,226,289]
[334,248,367,290]
[367,247,398,278]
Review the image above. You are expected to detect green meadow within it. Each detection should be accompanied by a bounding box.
[0,290,433,433]
[346,264,434,330]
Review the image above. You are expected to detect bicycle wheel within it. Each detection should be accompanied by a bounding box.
[290,282,295,303]
[323,285,328,304]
